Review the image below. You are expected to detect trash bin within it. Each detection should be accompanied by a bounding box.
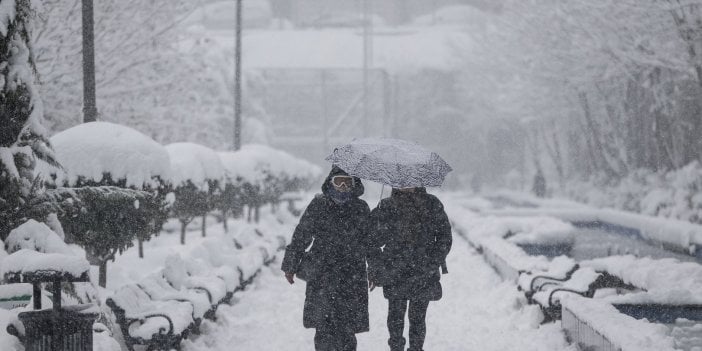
[18,308,98,351]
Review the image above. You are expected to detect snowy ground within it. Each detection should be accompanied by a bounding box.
[179,198,573,351]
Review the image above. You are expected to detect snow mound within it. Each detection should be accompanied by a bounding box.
[5,219,73,255]
[219,144,322,184]
[583,255,702,304]
[1,249,90,279]
[166,142,225,190]
[50,122,172,188]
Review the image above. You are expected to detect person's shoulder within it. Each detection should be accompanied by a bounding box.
[422,193,445,209]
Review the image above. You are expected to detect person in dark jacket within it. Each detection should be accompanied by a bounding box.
[281,166,372,351]
[368,187,452,351]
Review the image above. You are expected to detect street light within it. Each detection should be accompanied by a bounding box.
[82,0,97,123]
[233,0,243,150]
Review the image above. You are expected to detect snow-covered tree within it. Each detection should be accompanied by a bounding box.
[166,142,224,244]
[0,0,61,240]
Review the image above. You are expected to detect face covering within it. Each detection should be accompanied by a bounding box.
[328,185,353,205]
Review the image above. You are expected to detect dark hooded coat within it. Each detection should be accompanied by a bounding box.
[368,188,452,301]
[281,167,371,333]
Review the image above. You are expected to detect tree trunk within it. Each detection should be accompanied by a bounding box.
[180,221,187,245]
[255,206,260,223]
[202,214,207,237]
[138,239,144,258]
[222,209,229,233]
[99,261,107,288]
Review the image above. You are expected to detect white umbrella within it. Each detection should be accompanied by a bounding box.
[325,138,452,188]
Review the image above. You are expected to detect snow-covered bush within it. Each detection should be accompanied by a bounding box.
[166,142,225,243]
[218,144,321,223]
[48,122,173,263]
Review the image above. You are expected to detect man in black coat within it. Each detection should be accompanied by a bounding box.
[368,187,452,351]
[281,166,371,351]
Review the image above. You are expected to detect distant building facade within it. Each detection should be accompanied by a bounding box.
[269,0,500,27]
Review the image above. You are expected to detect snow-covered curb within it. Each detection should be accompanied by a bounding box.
[561,295,676,351]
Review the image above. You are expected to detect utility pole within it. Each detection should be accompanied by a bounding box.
[82,0,97,123]
[362,0,373,136]
[234,0,243,150]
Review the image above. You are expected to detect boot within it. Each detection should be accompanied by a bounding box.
[389,336,405,351]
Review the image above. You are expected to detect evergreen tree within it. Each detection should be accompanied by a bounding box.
[0,0,60,240]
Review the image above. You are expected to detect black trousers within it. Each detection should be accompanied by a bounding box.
[387,299,430,351]
[314,325,357,351]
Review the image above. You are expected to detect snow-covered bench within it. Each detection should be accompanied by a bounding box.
[136,274,211,327]
[106,284,196,351]
[162,255,229,318]
[531,268,639,321]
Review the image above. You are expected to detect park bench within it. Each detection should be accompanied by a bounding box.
[162,255,229,318]
[106,284,196,351]
[518,263,580,302]
[136,275,211,326]
[531,268,640,321]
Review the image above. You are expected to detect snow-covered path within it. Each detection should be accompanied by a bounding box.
[182,230,574,351]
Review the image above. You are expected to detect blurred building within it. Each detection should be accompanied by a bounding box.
[270,0,501,27]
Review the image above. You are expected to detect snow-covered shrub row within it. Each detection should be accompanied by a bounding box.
[218,144,322,222]
[563,161,702,225]
[166,142,224,243]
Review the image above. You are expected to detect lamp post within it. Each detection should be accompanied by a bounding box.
[82,0,97,123]
[234,0,243,150]
[362,0,373,136]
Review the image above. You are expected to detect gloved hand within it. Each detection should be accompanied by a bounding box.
[285,272,295,285]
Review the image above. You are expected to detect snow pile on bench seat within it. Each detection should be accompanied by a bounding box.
[582,255,702,304]
[517,256,577,292]
[561,295,677,351]
[532,267,600,307]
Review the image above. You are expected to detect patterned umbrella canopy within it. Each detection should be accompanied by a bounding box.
[325,138,452,188]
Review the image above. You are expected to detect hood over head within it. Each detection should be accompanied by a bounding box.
[322,165,364,198]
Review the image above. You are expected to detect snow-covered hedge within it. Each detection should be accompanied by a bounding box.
[564,161,702,226]
[218,144,321,222]
[166,142,225,242]
[49,122,174,259]
[48,122,172,189]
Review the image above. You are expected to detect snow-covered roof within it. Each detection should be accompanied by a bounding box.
[219,144,322,184]
[165,142,225,190]
[49,122,172,188]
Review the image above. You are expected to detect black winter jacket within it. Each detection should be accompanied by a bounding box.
[368,188,452,301]
[281,167,371,332]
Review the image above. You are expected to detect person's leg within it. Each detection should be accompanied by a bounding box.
[387,299,408,351]
[407,300,430,351]
[314,326,333,351]
[338,329,357,351]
